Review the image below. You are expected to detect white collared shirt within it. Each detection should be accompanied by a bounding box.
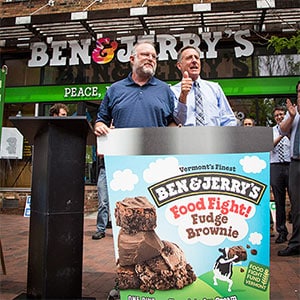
[270,124,291,163]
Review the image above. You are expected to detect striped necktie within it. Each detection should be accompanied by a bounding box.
[293,120,300,158]
[194,81,205,126]
[278,139,285,162]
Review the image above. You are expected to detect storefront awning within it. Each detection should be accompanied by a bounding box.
[0,0,299,49]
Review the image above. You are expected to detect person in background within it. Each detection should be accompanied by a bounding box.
[241,115,276,236]
[171,45,236,127]
[92,41,184,240]
[92,154,110,240]
[278,81,300,256]
[92,119,114,240]
[49,103,69,116]
[270,106,290,244]
[242,117,255,127]
[241,115,279,238]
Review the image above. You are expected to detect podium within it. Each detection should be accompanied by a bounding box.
[96,126,273,155]
[10,116,93,299]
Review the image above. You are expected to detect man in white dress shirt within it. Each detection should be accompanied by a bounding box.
[270,106,290,244]
[277,81,300,256]
[171,45,236,127]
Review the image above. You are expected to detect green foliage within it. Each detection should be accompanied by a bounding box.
[267,31,300,54]
[249,97,289,127]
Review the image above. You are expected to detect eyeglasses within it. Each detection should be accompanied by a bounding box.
[274,113,284,118]
[244,123,253,126]
[138,52,158,60]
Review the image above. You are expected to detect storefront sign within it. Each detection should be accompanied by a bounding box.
[4,77,297,104]
[28,30,254,67]
[64,86,101,98]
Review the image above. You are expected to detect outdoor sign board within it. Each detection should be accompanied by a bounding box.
[0,127,23,159]
[24,195,31,217]
[97,127,272,300]
[0,66,7,141]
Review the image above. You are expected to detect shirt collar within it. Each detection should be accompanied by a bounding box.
[194,76,201,84]
[126,72,157,86]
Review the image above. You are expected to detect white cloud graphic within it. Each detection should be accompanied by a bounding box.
[249,232,263,245]
[110,169,139,191]
[143,157,182,183]
[165,195,255,246]
[239,155,266,174]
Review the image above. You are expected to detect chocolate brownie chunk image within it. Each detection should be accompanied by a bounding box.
[118,229,164,266]
[161,240,196,288]
[135,240,196,293]
[228,245,247,262]
[115,196,157,234]
[117,265,141,290]
[135,255,174,292]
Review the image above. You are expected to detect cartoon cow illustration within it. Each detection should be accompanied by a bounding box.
[213,247,238,292]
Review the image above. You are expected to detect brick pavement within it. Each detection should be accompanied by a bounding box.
[0,214,299,300]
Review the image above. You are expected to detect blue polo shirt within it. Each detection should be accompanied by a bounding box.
[96,73,177,128]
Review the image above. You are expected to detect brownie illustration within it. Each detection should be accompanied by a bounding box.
[135,240,197,293]
[228,245,247,262]
[118,229,163,266]
[115,196,157,234]
[117,265,141,290]
[115,196,197,293]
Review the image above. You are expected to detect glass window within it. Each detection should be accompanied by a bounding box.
[42,64,94,85]
[5,59,40,86]
[256,54,300,76]
[229,96,289,127]
[202,49,254,78]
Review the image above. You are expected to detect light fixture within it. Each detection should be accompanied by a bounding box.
[130,7,148,16]
[169,27,185,31]
[193,3,211,12]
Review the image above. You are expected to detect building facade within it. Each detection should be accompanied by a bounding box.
[0,0,299,203]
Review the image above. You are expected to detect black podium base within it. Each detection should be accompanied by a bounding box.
[14,293,96,300]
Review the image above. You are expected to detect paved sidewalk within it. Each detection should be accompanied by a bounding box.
[0,214,299,300]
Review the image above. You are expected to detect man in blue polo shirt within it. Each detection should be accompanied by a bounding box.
[92,41,186,240]
[95,41,185,132]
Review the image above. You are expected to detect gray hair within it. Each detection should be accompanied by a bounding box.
[177,45,201,62]
[131,40,156,56]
